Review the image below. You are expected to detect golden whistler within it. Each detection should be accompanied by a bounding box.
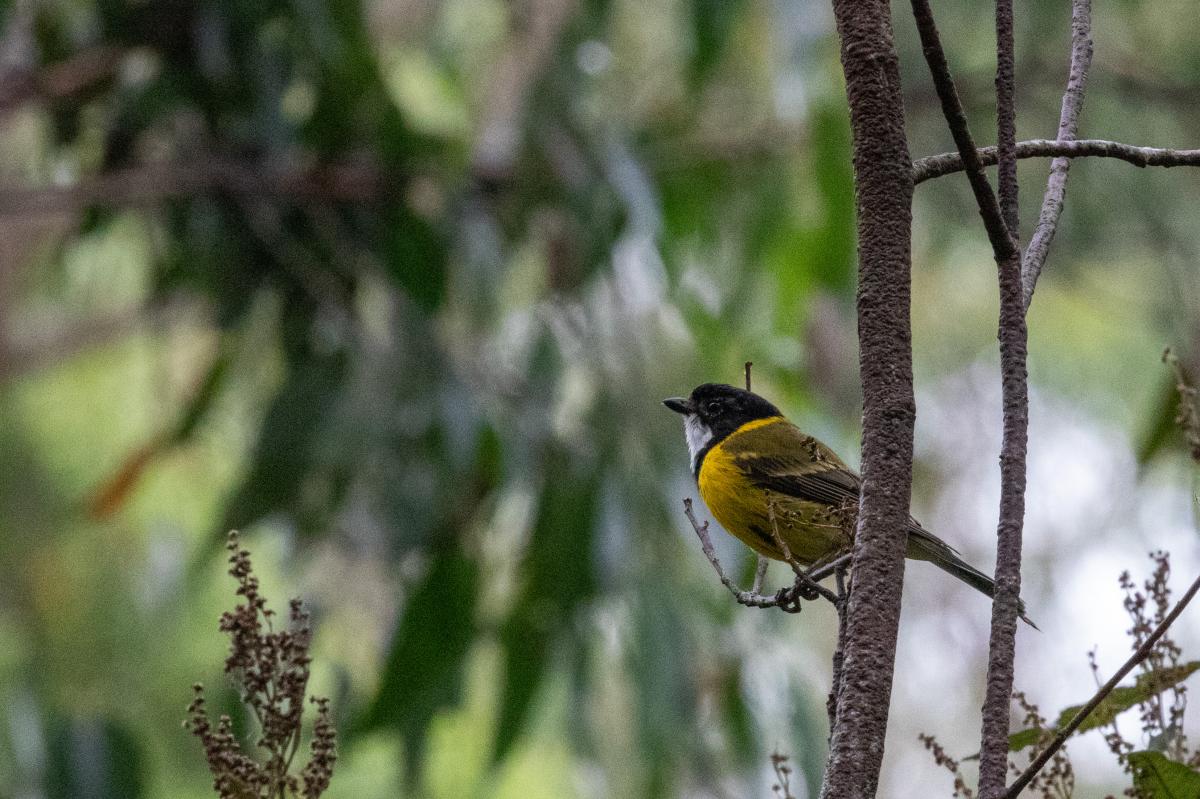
[664,383,1034,626]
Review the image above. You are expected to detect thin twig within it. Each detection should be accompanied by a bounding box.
[1003,570,1200,799]
[909,0,1018,262]
[742,361,772,590]
[682,498,846,612]
[752,556,769,594]
[978,2,1028,796]
[913,138,1200,184]
[683,499,806,611]
[683,498,787,609]
[766,498,841,605]
[1021,0,1093,310]
[827,595,848,737]
[811,554,853,584]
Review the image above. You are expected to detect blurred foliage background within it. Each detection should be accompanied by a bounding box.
[1,0,1199,797]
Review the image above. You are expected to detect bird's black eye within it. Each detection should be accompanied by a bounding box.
[705,400,722,416]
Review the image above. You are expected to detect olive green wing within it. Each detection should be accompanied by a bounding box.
[725,420,934,536]
[723,420,862,508]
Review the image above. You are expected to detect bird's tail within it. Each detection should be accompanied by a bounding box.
[907,527,1038,629]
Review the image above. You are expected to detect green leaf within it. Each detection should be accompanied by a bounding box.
[629,590,692,789]
[351,427,498,779]
[355,545,481,776]
[1129,751,1200,798]
[383,206,447,311]
[47,718,144,799]
[1137,371,1184,466]
[688,0,746,85]
[766,103,855,321]
[719,663,755,766]
[492,447,600,764]
[170,346,231,444]
[218,350,347,536]
[1009,662,1200,752]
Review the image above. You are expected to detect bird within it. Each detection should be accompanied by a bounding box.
[664,382,1035,626]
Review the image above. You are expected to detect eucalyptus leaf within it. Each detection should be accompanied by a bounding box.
[354,545,481,779]
[493,447,600,764]
[1137,371,1184,466]
[1009,662,1200,752]
[1129,751,1200,798]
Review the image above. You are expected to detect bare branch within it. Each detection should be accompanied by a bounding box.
[0,47,122,116]
[766,498,841,605]
[827,600,848,736]
[913,138,1200,184]
[909,0,1018,262]
[682,498,846,612]
[1021,0,1093,310]
[751,555,769,594]
[683,498,786,610]
[744,361,773,592]
[977,2,1029,796]
[0,159,393,218]
[1003,569,1200,799]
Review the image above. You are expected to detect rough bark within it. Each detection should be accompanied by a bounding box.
[978,3,1029,795]
[994,0,1019,239]
[819,2,915,798]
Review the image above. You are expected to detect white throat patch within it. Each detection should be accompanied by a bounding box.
[683,414,714,474]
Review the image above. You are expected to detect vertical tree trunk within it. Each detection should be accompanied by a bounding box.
[819,3,915,798]
[979,3,1030,795]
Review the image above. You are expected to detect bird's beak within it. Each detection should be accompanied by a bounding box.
[662,397,692,415]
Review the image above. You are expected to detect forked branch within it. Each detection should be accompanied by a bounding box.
[1021,0,1094,308]
[681,498,847,612]
[909,0,1017,261]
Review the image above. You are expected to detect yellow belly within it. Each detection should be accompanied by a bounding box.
[698,433,851,564]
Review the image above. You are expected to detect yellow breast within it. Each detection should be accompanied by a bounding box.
[698,417,786,559]
[697,416,852,563]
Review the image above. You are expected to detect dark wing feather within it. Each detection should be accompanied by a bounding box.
[722,420,862,507]
[742,456,861,507]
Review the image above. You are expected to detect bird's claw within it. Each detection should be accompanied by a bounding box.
[774,586,804,613]
[795,580,822,602]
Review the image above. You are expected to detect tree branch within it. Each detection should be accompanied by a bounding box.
[0,47,122,116]
[820,3,916,797]
[681,498,848,612]
[912,138,1200,184]
[909,0,1018,261]
[994,0,1019,239]
[977,2,1028,796]
[0,159,393,218]
[1003,569,1200,799]
[1021,0,1093,310]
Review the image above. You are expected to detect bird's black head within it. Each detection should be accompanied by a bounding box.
[663,384,783,470]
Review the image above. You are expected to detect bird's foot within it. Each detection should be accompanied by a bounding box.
[773,586,804,613]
